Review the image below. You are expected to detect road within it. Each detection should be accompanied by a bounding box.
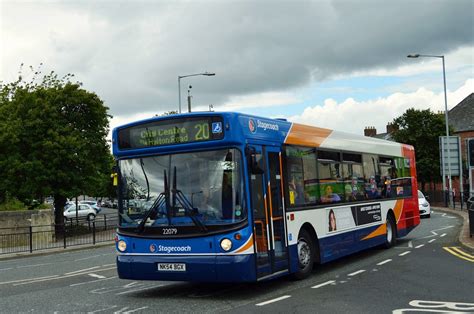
[0,210,473,313]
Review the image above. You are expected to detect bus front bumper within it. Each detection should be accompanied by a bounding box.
[117,254,256,282]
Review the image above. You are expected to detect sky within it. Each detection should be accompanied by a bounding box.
[1,0,473,137]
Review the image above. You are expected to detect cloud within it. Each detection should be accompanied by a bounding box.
[287,79,474,135]
[1,0,473,117]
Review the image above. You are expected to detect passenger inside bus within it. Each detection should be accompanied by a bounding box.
[289,175,305,205]
[320,185,341,203]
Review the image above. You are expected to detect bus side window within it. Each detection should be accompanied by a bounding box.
[362,154,380,200]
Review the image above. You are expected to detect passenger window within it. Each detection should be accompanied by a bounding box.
[390,177,413,198]
[379,156,397,198]
[318,150,343,204]
[342,153,365,202]
[362,154,381,200]
[285,146,317,207]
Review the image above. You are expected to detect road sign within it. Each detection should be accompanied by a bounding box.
[468,138,474,167]
[439,136,460,176]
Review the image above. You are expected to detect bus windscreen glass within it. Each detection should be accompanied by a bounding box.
[118,117,224,149]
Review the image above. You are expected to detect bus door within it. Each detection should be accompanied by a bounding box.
[247,145,288,279]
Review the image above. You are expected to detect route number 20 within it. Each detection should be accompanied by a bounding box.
[195,123,210,140]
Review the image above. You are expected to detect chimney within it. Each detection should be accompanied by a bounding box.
[364,126,377,137]
[386,123,398,134]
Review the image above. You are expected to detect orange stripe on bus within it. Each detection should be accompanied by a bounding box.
[285,123,332,147]
[362,200,404,241]
[394,199,404,222]
[235,235,254,253]
[361,223,387,241]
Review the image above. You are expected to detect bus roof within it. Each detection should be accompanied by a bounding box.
[112,111,412,158]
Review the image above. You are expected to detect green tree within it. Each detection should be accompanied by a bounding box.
[0,67,111,224]
[391,108,449,190]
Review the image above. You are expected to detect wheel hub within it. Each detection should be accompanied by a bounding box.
[298,239,311,267]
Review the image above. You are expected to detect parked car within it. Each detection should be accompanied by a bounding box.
[418,190,431,218]
[102,199,114,208]
[79,200,101,213]
[63,204,97,221]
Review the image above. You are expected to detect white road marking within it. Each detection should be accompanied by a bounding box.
[440,233,447,237]
[421,226,454,239]
[13,267,116,286]
[88,305,118,313]
[88,273,106,279]
[90,282,144,295]
[311,280,335,289]
[0,275,59,286]
[115,285,164,295]
[348,270,366,277]
[70,276,117,287]
[0,267,13,272]
[408,241,413,248]
[377,259,392,266]
[74,254,102,261]
[102,263,116,267]
[113,307,129,314]
[399,251,411,256]
[415,244,425,249]
[17,263,52,269]
[441,213,456,219]
[256,295,291,306]
[123,307,149,314]
[428,239,436,243]
[65,266,101,275]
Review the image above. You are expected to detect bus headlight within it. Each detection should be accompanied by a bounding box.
[117,240,127,252]
[220,238,233,251]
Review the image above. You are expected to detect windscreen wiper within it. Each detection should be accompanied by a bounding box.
[172,167,207,232]
[137,170,170,233]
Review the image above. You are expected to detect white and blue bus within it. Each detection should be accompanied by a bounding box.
[112,112,420,282]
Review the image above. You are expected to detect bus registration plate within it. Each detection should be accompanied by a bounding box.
[158,263,186,272]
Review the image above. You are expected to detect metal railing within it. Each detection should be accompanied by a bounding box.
[0,215,117,255]
[424,190,474,210]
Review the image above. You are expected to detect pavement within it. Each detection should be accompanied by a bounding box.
[432,205,474,250]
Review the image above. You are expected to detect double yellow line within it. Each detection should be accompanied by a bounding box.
[443,247,474,262]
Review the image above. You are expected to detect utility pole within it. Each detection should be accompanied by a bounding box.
[187,85,192,112]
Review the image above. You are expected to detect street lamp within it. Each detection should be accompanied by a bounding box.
[178,72,215,113]
[407,53,452,206]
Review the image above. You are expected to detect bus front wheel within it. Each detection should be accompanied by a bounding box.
[293,229,314,280]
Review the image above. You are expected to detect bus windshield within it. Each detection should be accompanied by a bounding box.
[118,148,246,230]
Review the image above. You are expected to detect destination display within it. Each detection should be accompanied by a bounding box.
[118,117,224,149]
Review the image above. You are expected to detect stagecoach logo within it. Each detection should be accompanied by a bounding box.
[249,119,279,134]
[248,119,257,134]
[150,244,157,253]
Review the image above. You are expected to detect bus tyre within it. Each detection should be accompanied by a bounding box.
[293,229,314,280]
[384,215,396,248]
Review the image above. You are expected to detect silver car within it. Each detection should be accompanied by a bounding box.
[63,204,97,221]
[418,190,431,218]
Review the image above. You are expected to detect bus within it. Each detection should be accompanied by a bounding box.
[112,112,420,282]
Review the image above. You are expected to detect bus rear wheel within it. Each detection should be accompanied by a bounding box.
[293,229,314,280]
[384,215,396,248]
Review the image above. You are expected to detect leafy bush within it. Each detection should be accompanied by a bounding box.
[0,196,28,211]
